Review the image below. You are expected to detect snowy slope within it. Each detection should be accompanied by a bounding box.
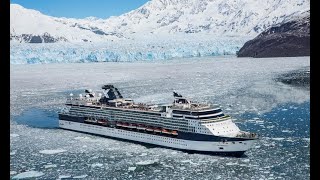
[10,4,121,43]
[10,0,310,42]
[99,0,309,37]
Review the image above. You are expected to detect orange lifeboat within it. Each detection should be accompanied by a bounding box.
[97,119,107,124]
[146,126,154,132]
[137,124,146,130]
[154,128,162,133]
[116,122,123,127]
[161,129,171,134]
[171,130,178,135]
[122,122,130,128]
[129,123,137,129]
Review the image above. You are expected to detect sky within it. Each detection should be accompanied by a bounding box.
[10,0,150,19]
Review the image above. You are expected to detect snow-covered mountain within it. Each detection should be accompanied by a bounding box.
[10,0,310,43]
[10,4,121,43]
[237,10,310,58]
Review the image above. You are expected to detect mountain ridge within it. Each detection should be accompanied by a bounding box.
[237,10,309,58]
[10,0,310,43]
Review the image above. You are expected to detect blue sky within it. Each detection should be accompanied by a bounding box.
[10,0,150,19]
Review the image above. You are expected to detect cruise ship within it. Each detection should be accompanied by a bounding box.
[58,85,258,156]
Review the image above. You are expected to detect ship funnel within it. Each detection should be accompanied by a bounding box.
[173,92,182,97]
[101,84,123,100]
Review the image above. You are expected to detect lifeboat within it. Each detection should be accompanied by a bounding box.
[128,123,137,129]
[137,124,146,130]
[122,122,130,128]
[154,128,162,133]
[116,122,123,127]
[146,127,154,132]
[161,129,171,134]
[97,119,107,124]
[171,130,178,135]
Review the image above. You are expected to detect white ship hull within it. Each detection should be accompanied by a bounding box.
[59,120,256,155]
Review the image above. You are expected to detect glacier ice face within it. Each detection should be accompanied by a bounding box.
[10,36,247,64]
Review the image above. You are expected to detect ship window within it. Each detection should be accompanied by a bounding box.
[191,114,225,120]
[172,110,191,115]
[191,109,222,116]
[219,147,224,150]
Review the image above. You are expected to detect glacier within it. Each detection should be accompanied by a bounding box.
[10,36,248,64]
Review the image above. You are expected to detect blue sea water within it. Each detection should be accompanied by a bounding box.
[237,101,310,139]
[15,108,59,129]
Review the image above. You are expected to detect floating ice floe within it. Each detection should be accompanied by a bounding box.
[10,171,17,175]
[44,164,57,168]
[91,163,103,168]
[10,151,16,155]
[281,130,293,133]
[180,159,200,165]
[285,138,294,142]
[226,162,238,166]
[242,159,250,162]
[139,153,148,156]
[181,160,192,163]
[272,138,285,141]
[302,138,310,142]
[128,167,136,171]
[58,175,71,179]
[39,149,67,154]
[73,174,88,178]
[10,134,20,138]
[264,143,276,147]
[74,136,93,141]
[136,159,159,166]
[12,171,44,179]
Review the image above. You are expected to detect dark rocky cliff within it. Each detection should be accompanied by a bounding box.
[10,32,68,43]
[237,11,310,58]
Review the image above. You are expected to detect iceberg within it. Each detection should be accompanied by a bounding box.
[39,149,67,154]
[12,171,44,179]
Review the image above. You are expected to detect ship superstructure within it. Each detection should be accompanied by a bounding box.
[59,85,258,156]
